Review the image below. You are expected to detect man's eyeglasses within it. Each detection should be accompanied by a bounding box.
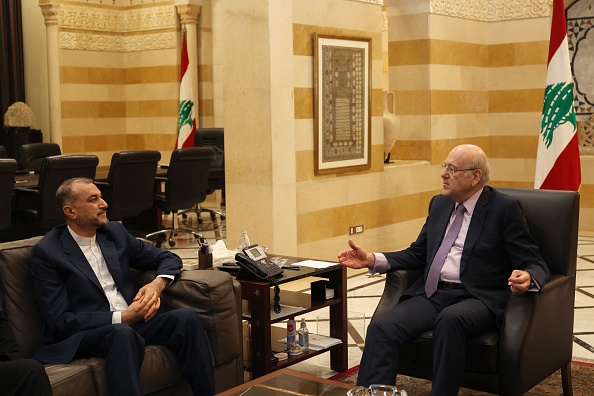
[440,164,477,175]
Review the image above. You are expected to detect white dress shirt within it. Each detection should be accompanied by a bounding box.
[68,226,129,323]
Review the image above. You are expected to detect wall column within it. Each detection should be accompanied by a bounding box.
[38,1,62,147]
[175,0,201,123]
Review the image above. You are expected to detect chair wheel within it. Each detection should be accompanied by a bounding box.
[168,240,176,247]
[221,215,226,220]
[182,213,188,219]
[198,218,203,224]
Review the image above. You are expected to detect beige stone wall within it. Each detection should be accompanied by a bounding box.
[50,1,181,165]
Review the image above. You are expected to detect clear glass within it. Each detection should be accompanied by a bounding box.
[346,385,408,396]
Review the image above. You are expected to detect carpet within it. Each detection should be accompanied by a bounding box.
[332,361,594,395]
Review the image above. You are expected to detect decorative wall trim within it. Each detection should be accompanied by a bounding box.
[430,0,552,22]
[58,4,177,51]
[60,31,177,52]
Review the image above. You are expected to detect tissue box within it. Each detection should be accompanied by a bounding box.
[311,280,335,301]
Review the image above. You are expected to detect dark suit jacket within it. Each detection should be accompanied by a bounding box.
[384,186,550,327]
[0,313,21,361]
[30,221,182,363]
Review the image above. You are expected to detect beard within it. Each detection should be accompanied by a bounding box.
[83,210,108,229]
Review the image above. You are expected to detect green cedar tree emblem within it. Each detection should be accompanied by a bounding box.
[540,82,576,149]
[178,100,194,131]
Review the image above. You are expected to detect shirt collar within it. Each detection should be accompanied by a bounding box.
[67,225,96,247]
[458,188,483,217]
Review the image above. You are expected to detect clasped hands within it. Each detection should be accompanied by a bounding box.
[122,277,168,325]
[338,240,532,294]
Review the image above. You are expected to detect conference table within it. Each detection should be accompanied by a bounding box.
[13,165,168,188]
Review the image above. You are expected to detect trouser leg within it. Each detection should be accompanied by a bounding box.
[357,295,438,387]
[429,297,495,396]
[75,324,145,396]
[134,308,215,396]
[0,359,52,396]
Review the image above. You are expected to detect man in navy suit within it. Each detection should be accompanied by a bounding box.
[338,144,550,396]
[30,177,215,396]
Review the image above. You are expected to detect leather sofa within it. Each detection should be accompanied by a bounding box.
[0,237,244,396]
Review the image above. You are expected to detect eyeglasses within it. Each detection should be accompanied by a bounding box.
[440,163,477,175]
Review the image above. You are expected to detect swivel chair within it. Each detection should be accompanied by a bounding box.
[180,128,225,225]
[371,187,579,395]
[18,142,61,173]
[146,147,213,247]
[0,159,18,229]
[96,150,161,221]
[14,155,99,230]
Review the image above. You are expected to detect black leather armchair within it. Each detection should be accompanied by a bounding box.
[371,187,579,396]
[0,159,18,229]
[14,155,99,230]
[18,142,62,173]
[180,128,225,223]
[146,147,213,247]
[96,150,161,221]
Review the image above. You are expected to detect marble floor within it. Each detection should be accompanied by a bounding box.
[164,207,594,381]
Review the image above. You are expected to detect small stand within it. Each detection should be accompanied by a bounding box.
[199,251,213,270]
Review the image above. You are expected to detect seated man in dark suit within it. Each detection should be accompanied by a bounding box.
[338,144,550,396]
[30,177,214,396]
[0,312,52,396]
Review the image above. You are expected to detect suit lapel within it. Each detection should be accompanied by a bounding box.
[461,187,490,272]
[61,230,102,291]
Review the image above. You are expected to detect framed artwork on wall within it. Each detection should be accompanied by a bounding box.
[313,33,371,175]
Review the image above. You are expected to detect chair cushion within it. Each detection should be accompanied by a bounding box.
[400,330,500,373]
[45,364,96,396]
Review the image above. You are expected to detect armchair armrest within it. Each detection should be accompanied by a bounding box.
[371,269,423,322]
[132,269,242,367]
[498,273,575,394]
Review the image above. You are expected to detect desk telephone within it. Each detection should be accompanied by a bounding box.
[235,245,284,280]
[235,245,284,313]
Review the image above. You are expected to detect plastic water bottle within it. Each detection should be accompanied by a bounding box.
[287,317,296,349]
[238,230,250,251]
[299,318,309,351]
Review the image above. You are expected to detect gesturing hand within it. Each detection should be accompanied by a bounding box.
[337,240,375,269]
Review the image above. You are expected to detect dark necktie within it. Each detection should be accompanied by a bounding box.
[425,204,466,297]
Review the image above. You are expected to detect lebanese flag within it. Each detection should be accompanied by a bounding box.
[175,32,196,149]
[534,0,580,191]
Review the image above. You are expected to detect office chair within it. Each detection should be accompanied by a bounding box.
[0,159,18,229]
[18,142,61,173]
[371,187,579,396]
[14,155,99,230]
[179,128,226,225]
[146,147,213,247]
[96,150,161,221]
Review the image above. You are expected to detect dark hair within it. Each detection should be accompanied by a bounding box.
[56,177,94,212]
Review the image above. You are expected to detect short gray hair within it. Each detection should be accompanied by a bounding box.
[56,177,94,211]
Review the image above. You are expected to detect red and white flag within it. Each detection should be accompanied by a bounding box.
[175,32,196,149]
[534,0,580,191]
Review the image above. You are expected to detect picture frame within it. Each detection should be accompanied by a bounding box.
[313,33,372,175]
